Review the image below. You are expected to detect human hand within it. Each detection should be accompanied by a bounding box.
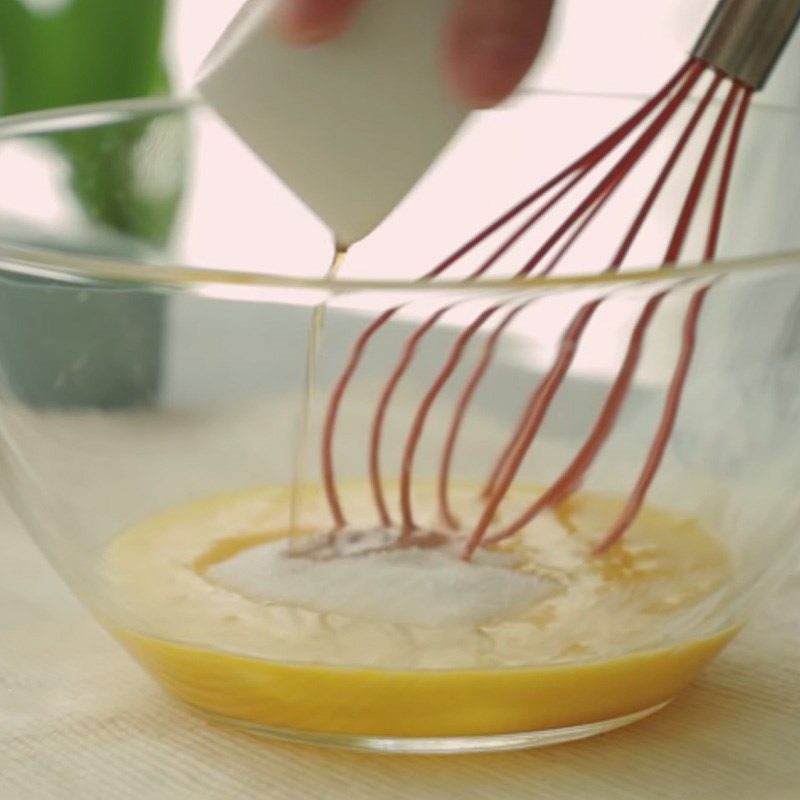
[276,0,554,108]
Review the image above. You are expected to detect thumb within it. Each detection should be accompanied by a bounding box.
[446,0,554,108]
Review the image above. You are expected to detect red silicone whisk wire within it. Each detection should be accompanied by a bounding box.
[320,60,699,529]
[464,74,749,560]
[479,70,730,546]
[320,58,753,555]
[594,82,752,554]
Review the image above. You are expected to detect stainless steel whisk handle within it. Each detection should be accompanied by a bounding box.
[692,0,800,89]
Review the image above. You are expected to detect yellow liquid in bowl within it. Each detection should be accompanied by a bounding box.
[98,485,737,739]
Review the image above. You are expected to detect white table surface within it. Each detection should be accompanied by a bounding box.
[2,490,799,800]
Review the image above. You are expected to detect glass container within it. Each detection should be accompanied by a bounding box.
[1,77,799,754]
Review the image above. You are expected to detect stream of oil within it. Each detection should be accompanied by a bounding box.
[288,247,348,534]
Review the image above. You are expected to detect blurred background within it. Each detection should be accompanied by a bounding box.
[0,0,240,408]
[0,0,798,412]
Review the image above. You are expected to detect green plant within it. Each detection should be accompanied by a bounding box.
[0,0,180,245]
[0,0,184,407]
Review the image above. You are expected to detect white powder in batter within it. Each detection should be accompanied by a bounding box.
[205,529,555,628]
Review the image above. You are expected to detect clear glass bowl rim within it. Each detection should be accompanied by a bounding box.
[1,94,799,295]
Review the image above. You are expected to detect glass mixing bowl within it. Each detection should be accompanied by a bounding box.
[1,85,800,754]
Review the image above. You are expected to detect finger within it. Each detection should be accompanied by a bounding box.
[276,0,365,45]
[445,0,554,108]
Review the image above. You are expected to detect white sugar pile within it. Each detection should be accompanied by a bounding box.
[205,531,554,628]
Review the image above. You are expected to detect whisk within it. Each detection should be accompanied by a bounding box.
[321,0,800,560]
